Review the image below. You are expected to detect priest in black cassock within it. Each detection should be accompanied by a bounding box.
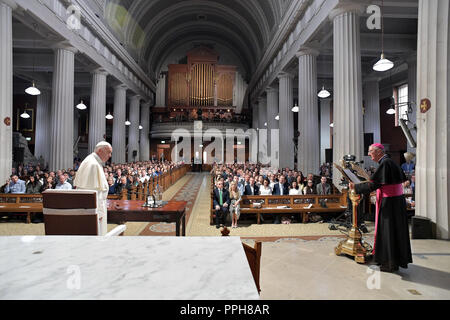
[349,143,412,272]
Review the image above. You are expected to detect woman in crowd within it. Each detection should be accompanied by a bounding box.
[289,180,302,195]
[268,173,277,189]
[41,176,55,192]
[229,181,242,228]
[259,178,272,195]
[256,176,264,188]
[296,175,305,193]
[107,177,117,195]
[303,179,316,195]
[26,174,42,194]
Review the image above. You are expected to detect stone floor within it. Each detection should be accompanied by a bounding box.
[255,237,450,300]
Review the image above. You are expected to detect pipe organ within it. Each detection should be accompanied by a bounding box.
[168,46,236,108]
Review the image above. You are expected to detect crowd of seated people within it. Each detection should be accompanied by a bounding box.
[402,171,415,209]
[2,160,184,196]
[1,159,185,222]
[211,163,334,227]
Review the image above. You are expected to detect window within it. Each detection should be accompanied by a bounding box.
[398,84,408,121]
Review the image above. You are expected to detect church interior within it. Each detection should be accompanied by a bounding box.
[0,0,449,301]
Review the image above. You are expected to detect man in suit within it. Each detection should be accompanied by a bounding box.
[244,177,259,195]
[271,175,289,224]
[213,180,231,228]
[272,175,289,196]
[316,176,331,195]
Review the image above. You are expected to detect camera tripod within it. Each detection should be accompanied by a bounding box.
[329,194,369,233]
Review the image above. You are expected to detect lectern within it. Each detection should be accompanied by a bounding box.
[42,190,99,235]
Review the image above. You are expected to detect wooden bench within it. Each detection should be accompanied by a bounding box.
[210,184,348,225]
[0,194,122,224]
[0,165,190,224]
[0,194,43,224]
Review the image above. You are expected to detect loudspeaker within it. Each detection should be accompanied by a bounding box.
[132,150,137,158]
[411,216,433,239]
[13,148,24,163]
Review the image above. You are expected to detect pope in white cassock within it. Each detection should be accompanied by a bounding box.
[73,141,112,235]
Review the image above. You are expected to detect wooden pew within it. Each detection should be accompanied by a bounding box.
[0,165,190,223]
[209,175,348,225]
[210,192,348,225]
[0,194,43,224]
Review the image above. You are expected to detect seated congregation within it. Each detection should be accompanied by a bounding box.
[0,159,185,223]
[210,161,416,228]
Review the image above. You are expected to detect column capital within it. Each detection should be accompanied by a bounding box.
[91,68,108,76]
[130,94,141,102]
[257,96,267,105]
[329,0,367,21]
[52,41,78,54]
[266,86,278,94]
[0,0,17,10]
[277,72,295,80]
[296,46,320,58]
[114,84,128,91]
[142,101,152,108]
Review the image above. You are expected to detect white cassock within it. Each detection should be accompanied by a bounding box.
[73,153,108,235]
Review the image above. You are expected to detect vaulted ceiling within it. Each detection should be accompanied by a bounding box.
[103,0,292,80]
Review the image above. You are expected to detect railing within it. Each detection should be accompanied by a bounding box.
[125,164,190,200]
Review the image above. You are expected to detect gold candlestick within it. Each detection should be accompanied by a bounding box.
[335,188,371,263]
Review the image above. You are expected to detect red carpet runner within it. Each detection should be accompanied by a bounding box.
[138,174,203,236]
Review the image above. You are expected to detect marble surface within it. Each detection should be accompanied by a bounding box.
[0,236,260,300]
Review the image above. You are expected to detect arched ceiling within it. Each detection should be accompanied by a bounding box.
[104,0,286,80]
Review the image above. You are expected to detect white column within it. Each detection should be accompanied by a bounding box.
[407,55,417,154]
[297,48,320,175]
[128,95,141,162]
[49,44,77,171]
[363,78,381,168]
[320,98,331,165]
[252,104,259,129]
[330,4,365,188]
[278,72,295,169]
[250,103,259,164]
[258,96,268,163]
[35,90,51,165]
[416,0,450,239]
[266,87,279,161]
[88,69,108,154]
[112,84,127,164]
[0,0,15,184]
[140,101,150,161]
